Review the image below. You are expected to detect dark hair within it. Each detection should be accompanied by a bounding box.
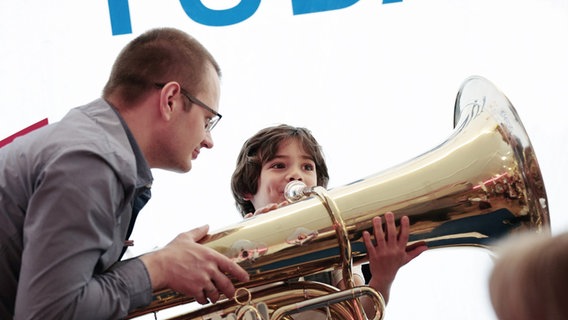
[102,27,220,107]
[231,124,329,216]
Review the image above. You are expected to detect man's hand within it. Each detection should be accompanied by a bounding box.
[140,225,249,304]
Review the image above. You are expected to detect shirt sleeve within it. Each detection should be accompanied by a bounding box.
[331,264,365,287]
[14,149,152,320]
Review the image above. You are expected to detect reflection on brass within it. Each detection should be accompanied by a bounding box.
[285,227,318,246]
[127,76,550,319]
[227,240,269,263]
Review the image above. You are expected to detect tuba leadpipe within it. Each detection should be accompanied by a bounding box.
[128,75,550,319]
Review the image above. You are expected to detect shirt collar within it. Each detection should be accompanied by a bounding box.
[105,99,153,189]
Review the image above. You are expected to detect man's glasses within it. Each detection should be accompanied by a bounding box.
[155,83,222,132]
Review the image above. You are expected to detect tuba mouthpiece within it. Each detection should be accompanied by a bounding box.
[284,181,310,202]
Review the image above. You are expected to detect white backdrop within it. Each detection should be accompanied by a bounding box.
[2,0,567,319]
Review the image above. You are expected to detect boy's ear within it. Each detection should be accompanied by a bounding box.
[243,193,253,201]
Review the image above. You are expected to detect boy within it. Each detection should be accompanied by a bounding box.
[231,124,427,316]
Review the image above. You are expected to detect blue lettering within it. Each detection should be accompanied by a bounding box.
[107,0,403,35]
[292,0,359,15]
[179,0,261,26]
[293,0,402,15]
[108,0,132,36]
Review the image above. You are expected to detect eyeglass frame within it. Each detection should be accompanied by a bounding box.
[154,82,222,132]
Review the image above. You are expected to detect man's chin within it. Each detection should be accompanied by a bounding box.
[183,161,193,173]
[172,161,192,173]
[155,160,192,173]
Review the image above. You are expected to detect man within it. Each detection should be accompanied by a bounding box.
[0,27,249,319]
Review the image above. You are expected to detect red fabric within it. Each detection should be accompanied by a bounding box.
[0,118,49,148]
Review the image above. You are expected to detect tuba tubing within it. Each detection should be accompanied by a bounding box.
[128,76,550,319]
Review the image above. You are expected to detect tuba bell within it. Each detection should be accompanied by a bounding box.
[127,76,550,319]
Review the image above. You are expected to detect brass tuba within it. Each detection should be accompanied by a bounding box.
[128,76,550,319]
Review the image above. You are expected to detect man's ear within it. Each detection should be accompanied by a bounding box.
[158,82,181,121]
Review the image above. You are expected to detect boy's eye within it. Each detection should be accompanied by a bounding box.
[303,164,315,171]
[270,162,285,169]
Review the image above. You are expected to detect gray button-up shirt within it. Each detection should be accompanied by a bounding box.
[0,98,153,319]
